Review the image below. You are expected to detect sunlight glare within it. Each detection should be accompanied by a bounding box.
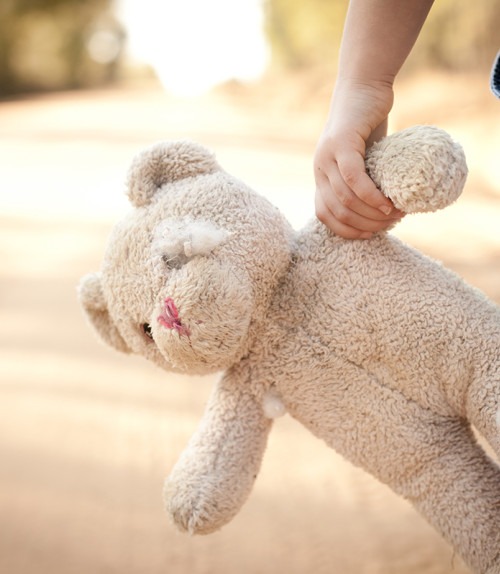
[116,0,269,96]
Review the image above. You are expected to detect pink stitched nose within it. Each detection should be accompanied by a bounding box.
[157,297,191,338]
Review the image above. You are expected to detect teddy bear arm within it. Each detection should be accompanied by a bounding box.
[164,372,272,534]
[365,125,467,213]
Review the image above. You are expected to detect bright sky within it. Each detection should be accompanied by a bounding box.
[115,0,270,96]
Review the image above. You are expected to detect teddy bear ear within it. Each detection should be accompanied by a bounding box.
[125,139,221,207]
[78,272,131,354]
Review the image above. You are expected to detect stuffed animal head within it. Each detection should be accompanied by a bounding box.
[79,140,295,374]
[79,126,467,375]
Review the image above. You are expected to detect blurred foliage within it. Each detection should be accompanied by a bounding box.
[264,0,499,74]
[264,0,347,70]
[411,0,500,72]
[0,0,124,96]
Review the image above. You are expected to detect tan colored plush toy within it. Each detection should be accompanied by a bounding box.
[79,126,500,574]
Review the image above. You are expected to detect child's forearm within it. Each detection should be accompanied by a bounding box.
[337,0,435,86]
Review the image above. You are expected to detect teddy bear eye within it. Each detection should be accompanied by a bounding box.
[142,323,154,340]
[162,254,189,270]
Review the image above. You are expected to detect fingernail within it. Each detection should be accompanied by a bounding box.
[360,232,372,239]
[379,205,392,215]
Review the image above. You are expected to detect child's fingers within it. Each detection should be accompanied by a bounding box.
[315,170,402,238]
[336,149,395,215]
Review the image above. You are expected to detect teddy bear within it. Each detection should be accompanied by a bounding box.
[78,125,500,574]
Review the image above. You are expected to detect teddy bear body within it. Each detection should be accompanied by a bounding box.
[216,219,500,574]
[79,127,500,574]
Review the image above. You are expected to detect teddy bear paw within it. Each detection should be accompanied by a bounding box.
[365,125,467,214]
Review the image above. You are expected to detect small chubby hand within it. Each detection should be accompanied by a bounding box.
[314,79,404,239]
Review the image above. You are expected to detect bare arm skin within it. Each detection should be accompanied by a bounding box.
[314,0,435,239]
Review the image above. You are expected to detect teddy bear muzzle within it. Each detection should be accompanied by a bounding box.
[151,260,254,374]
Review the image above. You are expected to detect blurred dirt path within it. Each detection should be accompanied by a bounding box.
[1,77,498,574]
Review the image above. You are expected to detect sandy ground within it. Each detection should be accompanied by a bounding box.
[1,73,499,574]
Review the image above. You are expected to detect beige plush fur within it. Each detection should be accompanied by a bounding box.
[79,126,500,574]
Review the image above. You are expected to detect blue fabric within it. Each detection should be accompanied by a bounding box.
[491,50,500,99]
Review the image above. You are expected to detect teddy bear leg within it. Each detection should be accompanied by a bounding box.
[462,364,500,460]
[397,418,500,574]
[290,359,500,573]
[485,562,500,574]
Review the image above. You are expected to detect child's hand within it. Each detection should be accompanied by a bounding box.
[314,79,403,239]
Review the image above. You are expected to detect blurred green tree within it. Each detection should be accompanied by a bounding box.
[264,0,499,74]
[0,0,124,96]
